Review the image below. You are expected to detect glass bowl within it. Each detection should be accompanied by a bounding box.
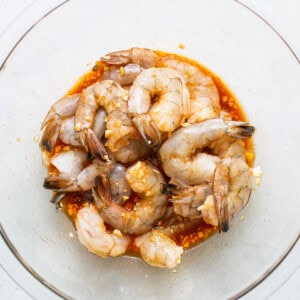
[0,0,299,299]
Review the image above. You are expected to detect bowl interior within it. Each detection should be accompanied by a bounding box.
[0,0,299,299]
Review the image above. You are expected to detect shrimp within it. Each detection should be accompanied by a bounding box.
[59,109,107,147]
[76,204,130,258]
[101,47,158,68]
[135,230,183,268]
[160,58,220,123]
[128,68,190,146]
[40,94,80,152]
[135,217,202,268]
[159,118,254,185]
[112,139,151,164]
[164,184,212,220]
[44,158,113,192]
[163,136,246,219]
[75,80,140,158]
[93,161,167,235]
[199,157,252,232]
[101,63,144,86]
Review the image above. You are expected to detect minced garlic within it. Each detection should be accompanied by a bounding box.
[119,66,125,76]
[251,165,263,186]
[113,229,123,237]
[181,122,191,128]
[33,135,40,143]
[122,195,129,202]
[178,43,185,49]
[74,122,81,132]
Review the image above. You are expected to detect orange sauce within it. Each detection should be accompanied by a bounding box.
[55,50,254,253]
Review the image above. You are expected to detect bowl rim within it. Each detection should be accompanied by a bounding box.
[0,1,299,299]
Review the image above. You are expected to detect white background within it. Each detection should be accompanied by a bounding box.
[0,0,299,299]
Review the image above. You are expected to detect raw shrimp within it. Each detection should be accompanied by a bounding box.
[112,139,151,164]
[128,68,190,146]
[164,184,212,220]
[76,204,130,258]
[59,109,107,147]
[163,136,246,220]
[40,94,80,152]
[101,47,158,68]
[135,230,183,268]
[159,118,254,185]
[101,63,144,86]
[135,217,202,268]
[93,161,167,235]
[199,157,252,232]
[44,158,113,192]
[160,58,220,123]
[75,80,140,158]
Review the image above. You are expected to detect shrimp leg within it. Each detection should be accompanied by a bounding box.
[164,184,213,220]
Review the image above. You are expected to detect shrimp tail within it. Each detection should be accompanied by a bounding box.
[162,183,177,195]
[40,110,56,130]
[85,129,112,162]
[50,192,67,210]
[92,175,112,210]
[43,176,77,191]
[101,50,131,65]
[226,121,255,140]
[133,115,161,147]
[40,118,61,153]
[101,48,157,68]
[50,192,66,204]
[213,162,230,232]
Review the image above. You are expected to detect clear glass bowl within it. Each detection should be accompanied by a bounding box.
[0,0,299,299]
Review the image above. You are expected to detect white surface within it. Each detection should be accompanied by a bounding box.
[0,0,299,299]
